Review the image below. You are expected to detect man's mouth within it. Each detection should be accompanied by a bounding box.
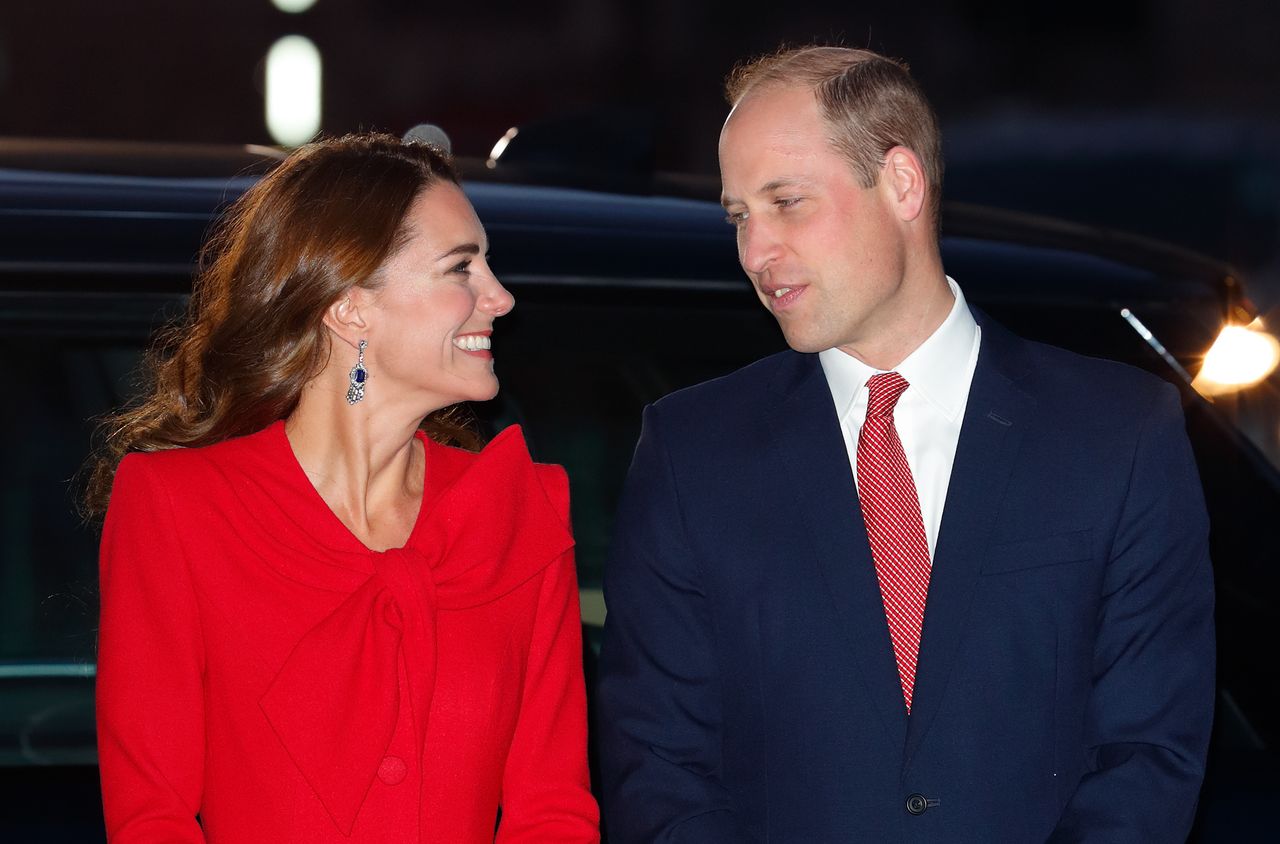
[764,285,805,310]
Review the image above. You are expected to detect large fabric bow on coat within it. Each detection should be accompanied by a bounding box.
[258,429,573,834]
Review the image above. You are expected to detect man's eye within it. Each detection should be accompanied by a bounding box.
[724,210,748,226]
[775,197,802,209]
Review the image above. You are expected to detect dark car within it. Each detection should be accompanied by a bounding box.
[1,140,1277,841]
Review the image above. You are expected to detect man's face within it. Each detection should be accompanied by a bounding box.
[719,85,910,357]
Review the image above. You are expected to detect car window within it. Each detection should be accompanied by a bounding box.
[0,298,165,778]
[0,318,159,671]
[472,283,788,598]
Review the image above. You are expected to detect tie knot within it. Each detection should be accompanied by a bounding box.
[866,372,909,418]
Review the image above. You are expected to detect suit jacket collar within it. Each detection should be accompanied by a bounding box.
[763,309,1037,764]
[903,310,1036,767]
[767,351,911,749]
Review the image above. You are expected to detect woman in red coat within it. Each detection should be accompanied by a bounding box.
[86,134,600,842]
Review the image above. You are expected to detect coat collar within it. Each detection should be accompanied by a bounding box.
[255,424,573,833]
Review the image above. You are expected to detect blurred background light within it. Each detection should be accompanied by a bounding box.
[486,127,518,169]
[265,35,321,147]
[271,0,318,13]
[1193,319,1280,396]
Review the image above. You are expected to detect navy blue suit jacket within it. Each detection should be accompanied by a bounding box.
[597,313,1215,842]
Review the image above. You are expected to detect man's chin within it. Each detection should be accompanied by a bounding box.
[779,329,829,355]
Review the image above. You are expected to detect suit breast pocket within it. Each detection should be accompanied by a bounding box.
[981,529,1094,575]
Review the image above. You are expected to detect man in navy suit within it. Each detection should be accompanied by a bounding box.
[597,45,1215,842]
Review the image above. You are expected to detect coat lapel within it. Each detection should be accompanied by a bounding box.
[767,353,908,748]
[904,316,1036,768]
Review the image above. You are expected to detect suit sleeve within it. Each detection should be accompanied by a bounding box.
[596,404,755,843]
[498,465,601,843]
[1049,383,1215,841]
[96,454,207,842]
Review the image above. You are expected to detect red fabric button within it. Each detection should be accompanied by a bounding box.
[377,755,407,785]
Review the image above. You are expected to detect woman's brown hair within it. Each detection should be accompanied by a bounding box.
[84,132,481,518]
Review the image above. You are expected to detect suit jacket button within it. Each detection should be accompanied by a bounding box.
[378,755,407,785]
[906,793,928,815]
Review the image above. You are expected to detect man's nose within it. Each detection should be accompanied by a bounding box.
[739,218,783,275]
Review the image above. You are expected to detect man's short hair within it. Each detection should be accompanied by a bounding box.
[726,45,944,224]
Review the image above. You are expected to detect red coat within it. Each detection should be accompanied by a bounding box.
[97,422,600,842]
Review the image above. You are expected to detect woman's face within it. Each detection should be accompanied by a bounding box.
[362,182,514,412]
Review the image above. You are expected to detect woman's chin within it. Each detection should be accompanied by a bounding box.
[441,377,500,406]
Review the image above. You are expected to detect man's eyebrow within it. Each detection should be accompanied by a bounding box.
[721,177,813,208]
[759,177,813,194]
[435,243,481,261]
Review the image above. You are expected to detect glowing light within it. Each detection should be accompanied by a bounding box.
[265,35,322,147]
[486,127,519,169]
[271,0,318,13]
[1192,319,1280,395]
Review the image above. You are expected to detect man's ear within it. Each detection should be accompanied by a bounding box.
[321,290,370,351]
[882,146,927,224]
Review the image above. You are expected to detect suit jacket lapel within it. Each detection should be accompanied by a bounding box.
[767,352,909,749]
[904,315,1036,768]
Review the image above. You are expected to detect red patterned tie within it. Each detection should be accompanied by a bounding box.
[857,372,931,713]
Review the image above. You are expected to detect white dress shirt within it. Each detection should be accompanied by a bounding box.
[818,278,981,560]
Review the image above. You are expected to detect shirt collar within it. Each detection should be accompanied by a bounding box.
[819,277,978,423]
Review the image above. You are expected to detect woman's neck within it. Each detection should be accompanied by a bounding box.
[284,378,427,551]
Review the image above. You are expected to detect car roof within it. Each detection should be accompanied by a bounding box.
[0,150,1246,326]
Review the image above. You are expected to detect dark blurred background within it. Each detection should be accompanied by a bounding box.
[1,0,1277,303]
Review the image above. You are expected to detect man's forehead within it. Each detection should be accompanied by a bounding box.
[721,89,824,151]
[725,83,817,123]
[720,101,829,196]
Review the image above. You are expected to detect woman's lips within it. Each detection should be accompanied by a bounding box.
[452,332,492,358]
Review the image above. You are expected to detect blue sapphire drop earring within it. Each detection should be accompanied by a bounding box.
[346,339,368,405]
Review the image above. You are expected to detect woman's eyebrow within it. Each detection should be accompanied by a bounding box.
[435,243,481,261]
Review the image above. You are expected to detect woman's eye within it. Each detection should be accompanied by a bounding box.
[450,260,472,275]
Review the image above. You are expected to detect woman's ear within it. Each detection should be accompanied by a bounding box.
[322,291,370,350]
